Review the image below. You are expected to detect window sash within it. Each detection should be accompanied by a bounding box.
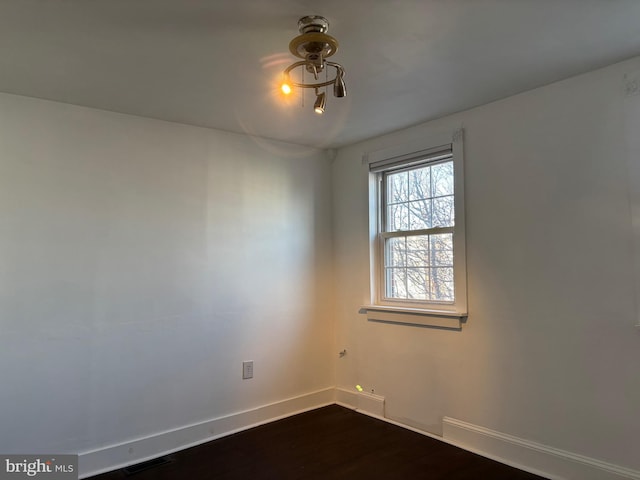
[381,158,454,234]
[379,228,455,304]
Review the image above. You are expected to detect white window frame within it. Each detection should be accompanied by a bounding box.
[361,129,467,329]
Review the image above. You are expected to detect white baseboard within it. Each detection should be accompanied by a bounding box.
[78,388,640,480]
[443,417,640,480]
[334,387,384,417]
[357,391,385,417]
[334,386,358,409]
[78,387,335,479]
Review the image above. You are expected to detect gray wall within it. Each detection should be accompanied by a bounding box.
[332,56,640,470]
[0,93,334,453]
[2,52,640,475]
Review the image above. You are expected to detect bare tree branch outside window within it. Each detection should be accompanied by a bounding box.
[383,161,455,302]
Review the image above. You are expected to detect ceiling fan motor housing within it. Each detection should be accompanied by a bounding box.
[289,15,339,72]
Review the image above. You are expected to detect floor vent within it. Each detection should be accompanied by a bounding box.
[123,456,173,476]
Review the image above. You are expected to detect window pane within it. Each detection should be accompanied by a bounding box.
[430,233,453,251]
[408,166,431,201]
[407,268,428,300]
[386,237,406,267]
[432,195,454,227]
[432,161,454,196]
[387,171,408,204]
[406,235,429,266]
[408,200,432,230]
[387,203,409,231]
[430,233,453,267]
[386,268,407,298]
[431,246,453,267]
[431,267,454,302]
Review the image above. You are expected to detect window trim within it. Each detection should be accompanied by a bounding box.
[362,129,467,327]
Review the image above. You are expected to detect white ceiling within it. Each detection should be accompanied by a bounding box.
[1,1,639,148]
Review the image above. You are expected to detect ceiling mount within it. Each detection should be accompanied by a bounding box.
[297,15,329,34]
[281,15,347,114]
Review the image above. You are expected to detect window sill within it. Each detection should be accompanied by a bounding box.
[359,305,466,330]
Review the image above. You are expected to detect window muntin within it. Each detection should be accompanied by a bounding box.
[381,159,455,304]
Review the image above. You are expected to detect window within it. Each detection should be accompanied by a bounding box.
[363,130,466,328]
[382,159,455,302]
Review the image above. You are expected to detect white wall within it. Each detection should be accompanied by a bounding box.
[3,52,640,477]
[0,93,334,454]
[332,56,640,471]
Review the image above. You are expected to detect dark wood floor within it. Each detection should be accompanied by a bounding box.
[90,405,548,479]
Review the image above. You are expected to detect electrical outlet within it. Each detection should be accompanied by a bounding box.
[242,361,253,379]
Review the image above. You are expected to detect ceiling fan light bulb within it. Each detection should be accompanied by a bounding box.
[333,67,347,97]
[314,92,326,114]
[281,73,292,95]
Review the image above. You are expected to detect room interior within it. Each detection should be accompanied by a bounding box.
[1,2,640,479]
